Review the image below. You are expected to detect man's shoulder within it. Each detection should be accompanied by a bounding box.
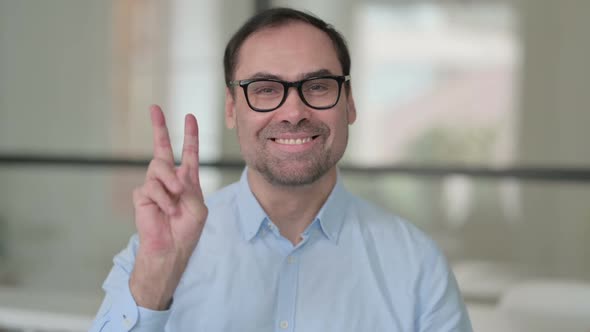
[345,193,414,230]
[346,193,397,221]
[204,181,240,208]
[345,192,438,253]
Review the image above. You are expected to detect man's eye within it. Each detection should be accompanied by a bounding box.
[259,88,276,94]
[306,84,330,93]
[252,86,280,95]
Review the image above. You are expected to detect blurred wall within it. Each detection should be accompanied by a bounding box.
[516,0,590,278]
[0,0,121,295]
[0,0,114,155]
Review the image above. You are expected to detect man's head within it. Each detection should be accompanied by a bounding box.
[224,8,356,187]
[223,8,351,88]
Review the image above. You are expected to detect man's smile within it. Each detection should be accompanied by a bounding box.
[271,135,320,145]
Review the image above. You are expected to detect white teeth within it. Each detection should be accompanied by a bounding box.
[275,137,312,145]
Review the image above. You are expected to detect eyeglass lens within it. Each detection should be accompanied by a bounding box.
[247,77,340,111]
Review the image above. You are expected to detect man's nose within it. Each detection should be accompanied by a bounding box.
[276,87,311,124]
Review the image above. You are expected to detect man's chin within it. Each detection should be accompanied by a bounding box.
[257,164,330,187]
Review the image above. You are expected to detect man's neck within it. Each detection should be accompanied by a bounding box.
[247,168,337,245]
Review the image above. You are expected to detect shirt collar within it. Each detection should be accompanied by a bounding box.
[236,169,268,241]
[314,172,349,244]
[236,168,350,244]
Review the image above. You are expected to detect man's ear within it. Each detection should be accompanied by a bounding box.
[346,88,357,125]
[225,87,236,129]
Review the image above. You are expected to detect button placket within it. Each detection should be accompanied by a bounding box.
[279,320,289,329]
[122,314,132,329]
[275,252,300,332]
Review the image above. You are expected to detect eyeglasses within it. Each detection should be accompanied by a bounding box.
[229,75,351,112]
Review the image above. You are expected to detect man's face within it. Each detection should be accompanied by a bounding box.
[225,22,356,187]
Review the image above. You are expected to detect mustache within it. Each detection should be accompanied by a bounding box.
[261,120,329,138]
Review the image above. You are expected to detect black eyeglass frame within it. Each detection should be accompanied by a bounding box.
[229,75,351,112]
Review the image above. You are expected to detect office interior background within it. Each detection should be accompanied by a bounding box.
[0,0,589,331]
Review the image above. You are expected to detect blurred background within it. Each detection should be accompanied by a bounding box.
[0,0,589,331]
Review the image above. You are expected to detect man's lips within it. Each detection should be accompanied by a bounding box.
[270,135,320,145]
[261,120,328,146]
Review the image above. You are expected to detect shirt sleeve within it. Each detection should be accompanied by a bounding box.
[416,238,473,332]
[88,234,171,332]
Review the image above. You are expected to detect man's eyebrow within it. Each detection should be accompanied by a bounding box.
[245,69,337,81]
[301,69,334,79]
[248,72,282,80]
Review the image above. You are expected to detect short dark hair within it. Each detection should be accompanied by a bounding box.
[223,7,351,87]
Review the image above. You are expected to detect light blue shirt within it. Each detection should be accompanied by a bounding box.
[90,170,472,331]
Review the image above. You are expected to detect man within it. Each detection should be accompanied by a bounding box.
[90,7,472,332]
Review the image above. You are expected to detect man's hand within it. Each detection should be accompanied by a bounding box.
[129,105,208,310]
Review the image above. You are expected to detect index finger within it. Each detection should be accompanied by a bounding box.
[181,113,200,172]
[150,105,175,163]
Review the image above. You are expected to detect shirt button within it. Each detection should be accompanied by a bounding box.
[287,256,295,264]
[279,320,289,329]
